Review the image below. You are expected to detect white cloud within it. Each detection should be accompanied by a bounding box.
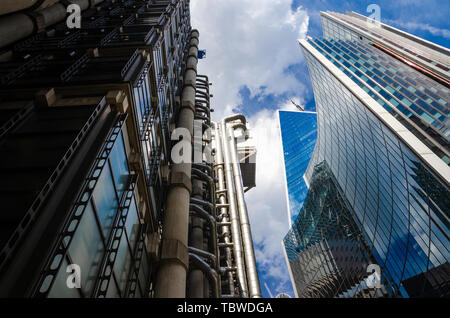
[191,0,310,297]
[191,0,309,120]
[244,108,293,294]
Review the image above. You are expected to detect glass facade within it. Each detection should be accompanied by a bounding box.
[39,121,151,298]
[307,37,449,164]
[279,110,317,223]
[299,41,450,297]
[321,12,450,75]
[283,161,383,298]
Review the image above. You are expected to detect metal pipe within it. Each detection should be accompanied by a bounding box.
[227,124,262,298]
[192,167,216,211]
[192,162,213,176]
[188,246,217,270]
[189,203,218,272]
[0,0,105,48]
[189,254,220,298]
[188,178,205,298]
[155,29,200,298]
[188,70,215,297]
[220,118,249,297]
[213,122,235,296]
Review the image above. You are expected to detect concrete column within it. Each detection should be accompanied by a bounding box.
[155,30,199,298]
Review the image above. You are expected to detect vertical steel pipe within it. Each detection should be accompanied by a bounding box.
[220,119,249,297]
[213,122,235,296]
[228,125,262,298]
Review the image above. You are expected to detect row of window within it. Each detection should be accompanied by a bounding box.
[302,47,449,296]
[308,38,449,164]
[41,128,150,298]
[327,13,450,74]
[284,162,375,297]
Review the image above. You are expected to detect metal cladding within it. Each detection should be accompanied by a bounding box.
[0,0,261,298]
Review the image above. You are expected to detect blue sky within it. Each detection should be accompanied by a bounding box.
[191,0,449,298]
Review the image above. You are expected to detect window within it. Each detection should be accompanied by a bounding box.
[109,133,129,198]
[92,164,118,239]
[67,202,105,297]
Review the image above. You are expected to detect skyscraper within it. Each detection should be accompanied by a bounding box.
[278,110,317,225]
[0,0,261,298]
[284,11,449,298]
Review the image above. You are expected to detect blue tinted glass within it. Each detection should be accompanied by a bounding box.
[92,165,118,239]
[113,234,133,294]
[279,111,317,223]
[67,202,104,297]
[109,132,129,198]
[125,196,140,252]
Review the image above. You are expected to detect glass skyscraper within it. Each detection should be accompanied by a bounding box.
[278,110,317,225]
[284,11,449,298]
[283,161,386,298]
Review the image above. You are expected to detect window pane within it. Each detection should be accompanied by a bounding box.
[109,132,129,198]
[67,202,105,297]
[113,234,133,295]
[47,258,81,298]
[106,277,120,298]
[93,165,118,239]
[125,196,140,252]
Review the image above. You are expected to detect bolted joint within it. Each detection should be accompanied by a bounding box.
[160,238,189,271]
[170,170,192,194]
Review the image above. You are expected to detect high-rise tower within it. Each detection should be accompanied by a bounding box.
[278,110,317,226]
[284,11,449,298]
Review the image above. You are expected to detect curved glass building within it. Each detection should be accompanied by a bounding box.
[285,11,450,298]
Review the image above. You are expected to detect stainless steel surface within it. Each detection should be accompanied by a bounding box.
[228,124,262,298]
[213,122,237,296]
[220,116,249,297]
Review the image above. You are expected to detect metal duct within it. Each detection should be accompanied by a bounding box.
[189,253,220,298]
[213,122,236,296]
[228,124,262,298]
[0,0,105,48]
[220,118,249,297]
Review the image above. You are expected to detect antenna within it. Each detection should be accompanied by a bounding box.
[264,282,274,298]
[290,99,304,111]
